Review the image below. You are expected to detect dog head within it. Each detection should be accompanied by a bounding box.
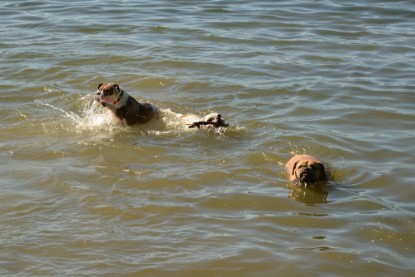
[95,83,124,105]
[286,155,327,187]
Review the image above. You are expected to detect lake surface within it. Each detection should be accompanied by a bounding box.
[1,0,414,276]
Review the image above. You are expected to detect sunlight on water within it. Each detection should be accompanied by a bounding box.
[2,0,414,275]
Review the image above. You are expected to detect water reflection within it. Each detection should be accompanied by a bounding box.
[287,183,329,205]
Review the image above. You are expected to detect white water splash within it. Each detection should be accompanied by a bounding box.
[73,95,119,133]
[36,94,119,134]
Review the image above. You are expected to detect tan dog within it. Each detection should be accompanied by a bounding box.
[95,83,229,128]
[285,154,327,187]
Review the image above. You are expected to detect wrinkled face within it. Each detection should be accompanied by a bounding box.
[95,83,123,104]
[293,160,326,185]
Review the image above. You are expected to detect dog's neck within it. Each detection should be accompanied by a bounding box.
[114,90,129,108]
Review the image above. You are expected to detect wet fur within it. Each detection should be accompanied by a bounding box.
[95,83,158,125]
[94,83,229,128]
[285,154,327,187]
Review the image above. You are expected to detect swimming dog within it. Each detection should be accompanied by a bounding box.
[94,83,229,128]
[285,154,327,187]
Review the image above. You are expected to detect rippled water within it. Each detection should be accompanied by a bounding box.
[1,0,414,276]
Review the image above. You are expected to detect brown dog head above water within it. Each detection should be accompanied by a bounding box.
[285,154,327,187]
[95,83,125,106]
[94,83,159,126]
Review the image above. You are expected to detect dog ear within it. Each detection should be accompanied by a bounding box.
[317,162,328,181]
[98,83,103,90]
[291,161,298,176]
[113,84,120,91]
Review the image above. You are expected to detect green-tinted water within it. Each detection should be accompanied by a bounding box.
[1,1,414,276]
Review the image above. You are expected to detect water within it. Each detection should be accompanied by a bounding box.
[1,0,414,276]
